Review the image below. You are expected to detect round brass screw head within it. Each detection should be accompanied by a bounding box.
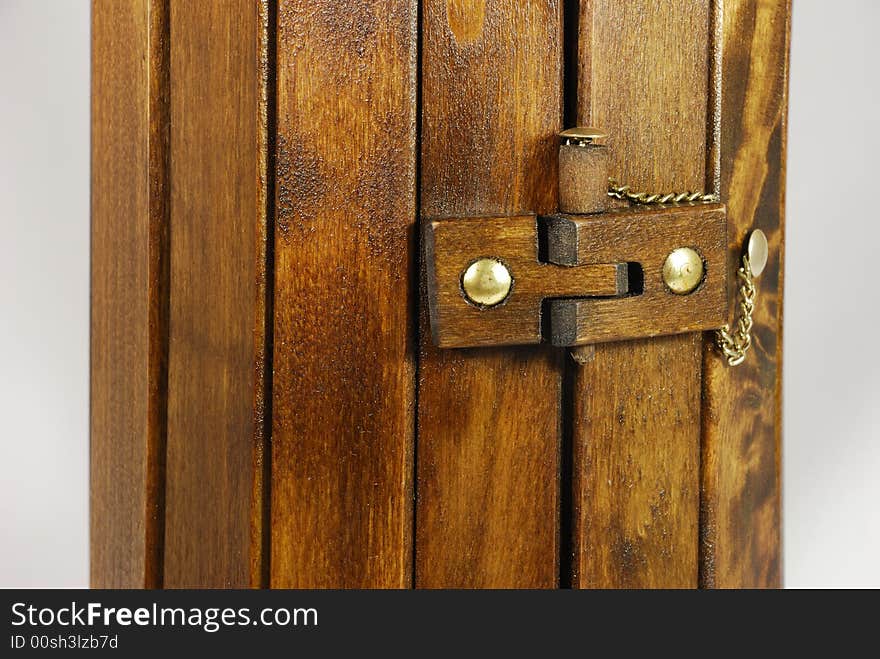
[461,258,512,307]
[559,126,608,147]
[662,247,705,295]
[747,229,769,278]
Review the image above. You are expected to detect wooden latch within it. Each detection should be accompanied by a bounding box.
[424,128,728,349]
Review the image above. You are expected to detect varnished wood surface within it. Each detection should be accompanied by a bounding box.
[546,204,727,345]
[700,0,789,589]
[269,0,418,588]
[162,0,269,588]
[90,0,787,590]
[425,215,625,348]
[415,0,564,588]
[91,0,169,589]
[571,0,712,588]
[558,143,609,214]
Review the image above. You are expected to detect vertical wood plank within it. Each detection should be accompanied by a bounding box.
[415,0,563,588]
[270,0,417,588]
[163,0,269,588]
[91,0,169,589]
[700,0,790,589]
[571,0,712,588]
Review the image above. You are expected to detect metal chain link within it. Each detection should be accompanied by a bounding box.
[608,178,719,205]
[715,256,756,366]
[607,178,756,367]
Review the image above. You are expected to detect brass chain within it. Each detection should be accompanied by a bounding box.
[608,179,719,205]
[715,255,756,366]
[607,178,755,367]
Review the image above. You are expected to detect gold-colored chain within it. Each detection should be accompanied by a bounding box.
[607,178,756,367]
[608,179,719,205]
[715,255,756,366]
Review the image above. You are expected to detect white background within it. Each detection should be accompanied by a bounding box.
[1,1,878,588]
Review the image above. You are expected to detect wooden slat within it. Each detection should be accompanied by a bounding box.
[163,0,270,588]
[570,0,712,588]
[91,0,168,589]
[415,0,563,588]
[269,0,417,588]
[700,0,790,589]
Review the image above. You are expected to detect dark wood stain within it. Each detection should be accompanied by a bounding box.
[700,0,789,589]
[90,0,788,590]
[570,0,711,588]
[162,0,269,588]
[269,0,418,588]
[415,0,563,588]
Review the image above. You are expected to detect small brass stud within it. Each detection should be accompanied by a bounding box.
[662,247,704,295]
[559,126,608,147]
[461,258,512,307]
[747,229,768,278]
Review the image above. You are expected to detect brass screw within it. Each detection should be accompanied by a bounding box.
[461,258,512,307]
[559,126,608,147]
[662,247,704,295]
[746,229,768,278]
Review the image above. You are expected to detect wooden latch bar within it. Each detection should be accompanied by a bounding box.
[544,203,727,345]
[424,214,628,348]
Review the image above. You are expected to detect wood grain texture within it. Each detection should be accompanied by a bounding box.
[700,0,790,589]
[91,0,169,589]
[425,215,626,348]
[571,0,712,588]
[270,0,417,588]
[163,0,269,588]
[558,143,609,214]
[546,204,727,345]
[416,0,563,588]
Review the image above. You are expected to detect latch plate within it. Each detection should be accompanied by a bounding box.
[424,214,627,348]
[424,204,727,349]
[545,202,728,345]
